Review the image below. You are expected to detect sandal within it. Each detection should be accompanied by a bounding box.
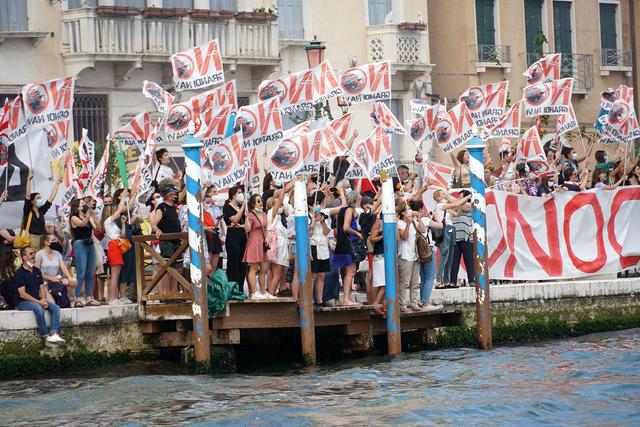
[73,299,85,308]
[435,283,446,289]
[86,298,101,306]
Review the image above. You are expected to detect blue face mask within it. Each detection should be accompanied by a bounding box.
[35,199,45,208]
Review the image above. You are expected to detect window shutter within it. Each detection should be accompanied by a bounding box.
[277,0,303,39]
[553,1,572,54]
[599,3,617,50]
[210,0,237,11]
[368,0,391,26]
[162,0,194,9]
[524,0,543,53]
[0,0,28,32]
[475,0,495,46]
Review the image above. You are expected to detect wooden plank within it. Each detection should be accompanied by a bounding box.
[141,240,191,296]
[315,310,371,327]
[158,330,191,347]
[139,322,163,334]
[212,310,299,329]
[145,303,193,320]
[145,292,193,302]
[211,329,240,344]
[133,232,186,243]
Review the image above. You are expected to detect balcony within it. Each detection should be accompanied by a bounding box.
[473,44,511,73]
[61,7,280,80]
[600,49,632,76]
[366,24,433,83]
[525,52,594,95]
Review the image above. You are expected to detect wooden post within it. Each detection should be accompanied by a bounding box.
[182,126,211,371]
[381,174,401,355]
[467,131,492,350]
[294,179,316,365]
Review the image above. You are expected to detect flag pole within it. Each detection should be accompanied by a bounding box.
[19,96,35,191]
[115,138,129,189]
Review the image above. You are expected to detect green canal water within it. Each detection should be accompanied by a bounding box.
[1,328,639,426]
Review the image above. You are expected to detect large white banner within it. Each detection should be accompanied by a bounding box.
[171,39,225,91]
[487,187,640,280]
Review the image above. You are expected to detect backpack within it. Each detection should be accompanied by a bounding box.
[413,221,433,264]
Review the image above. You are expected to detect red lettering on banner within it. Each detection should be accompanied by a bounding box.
[484,83,506,107]
[504,195,562,277]
[194,41,223,76]
[259,99,282,134]
[289,72,313,105]
[369,62,390,93]
[312,62,339,95]
[449,103,473,135]
[486,191,508,270]
[550,79,572,106]
[607,187,640,269]
[563,193,607,273]
[50,77,73,110]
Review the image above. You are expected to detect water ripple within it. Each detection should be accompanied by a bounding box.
[1,329,639,426]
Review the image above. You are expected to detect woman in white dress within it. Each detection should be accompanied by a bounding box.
[266,188,290,297]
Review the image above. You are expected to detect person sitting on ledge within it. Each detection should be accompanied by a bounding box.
[14,246,66,346]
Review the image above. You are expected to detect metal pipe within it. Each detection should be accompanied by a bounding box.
[381,175,401,355]
[294,179,316,365]
[182,127,211,371]
[467,132,492,350]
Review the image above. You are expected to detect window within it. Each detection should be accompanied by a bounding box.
[600,3,618,65]
[553,1,572,77]
[73,95,109,149]
[210,0,237,10]
[67,0,98,8]
[475,0,495,47]
[525,0,544,54]
[368,0,391,25]
[277,0,303,40]
[114,0,145,7]
[163,0,193,8]
[0,0,27,32]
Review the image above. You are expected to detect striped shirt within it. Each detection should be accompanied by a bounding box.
[451,210,473,242]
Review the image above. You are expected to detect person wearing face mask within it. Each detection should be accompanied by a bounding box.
[243,194,271,299]
[35,233,76,308]
[152,148,176,186]
[102,192,130,304]
[69,198,100,307]
[14,246,66,346]
[560,145,591,184]
[0,246,20,309]
[203,195,223,274]
[223,186,248,286]
[521,166,540,197]
[265,189,288,297]
[151,185,182,295]
[22,171,63,250]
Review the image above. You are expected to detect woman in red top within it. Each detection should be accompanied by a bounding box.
[243,194,271,299]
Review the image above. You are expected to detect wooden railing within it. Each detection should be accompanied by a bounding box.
[133,232,192,303]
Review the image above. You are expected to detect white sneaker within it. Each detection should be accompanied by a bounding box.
[424,303,444,310]
[47,333,66,345]
[251,292,265,300]
[263,292,277,300]
[120,297,133,304]
[108,298,121,305]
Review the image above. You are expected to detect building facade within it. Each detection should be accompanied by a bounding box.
[428,0,635,159]
[0,0,636,170]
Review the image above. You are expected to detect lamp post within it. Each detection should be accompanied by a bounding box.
[305,36,333,120]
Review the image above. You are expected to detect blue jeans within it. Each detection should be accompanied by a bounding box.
[323,253,341,302]
[16,299,61,337]
[73,239,96,298]
[420,256,437,303]
[436,225,456,285]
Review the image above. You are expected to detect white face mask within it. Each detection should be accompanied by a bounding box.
[277,207,284,214]
[26,260,34,268]
[155,197,163,206]
[236,193,245,203]
[571,153,578,161]
[255,207,263,212]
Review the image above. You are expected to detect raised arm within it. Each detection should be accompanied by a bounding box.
[25,170,34,199]
[48,176,63,203]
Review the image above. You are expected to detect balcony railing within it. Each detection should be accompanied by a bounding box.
[525,52,593,94]
[366,24,432,72]
[61,8,279,73]
[474,44,511,64]
[600,48,632,69]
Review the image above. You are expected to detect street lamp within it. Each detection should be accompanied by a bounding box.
[305,36,332,120]
[305,36,326,68]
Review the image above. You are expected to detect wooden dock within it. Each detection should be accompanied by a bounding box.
[133,234,464,362]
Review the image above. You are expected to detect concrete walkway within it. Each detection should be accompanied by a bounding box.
[1,278,639,333]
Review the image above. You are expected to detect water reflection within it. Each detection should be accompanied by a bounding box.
[1,329,639,426]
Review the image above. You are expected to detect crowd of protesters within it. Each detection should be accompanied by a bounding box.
[0,134,639,347]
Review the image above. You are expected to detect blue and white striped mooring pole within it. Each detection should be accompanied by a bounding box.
[467,131,492,350]
[182,126,211,369]
[294,178,316,365]
[381,174,401,355]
